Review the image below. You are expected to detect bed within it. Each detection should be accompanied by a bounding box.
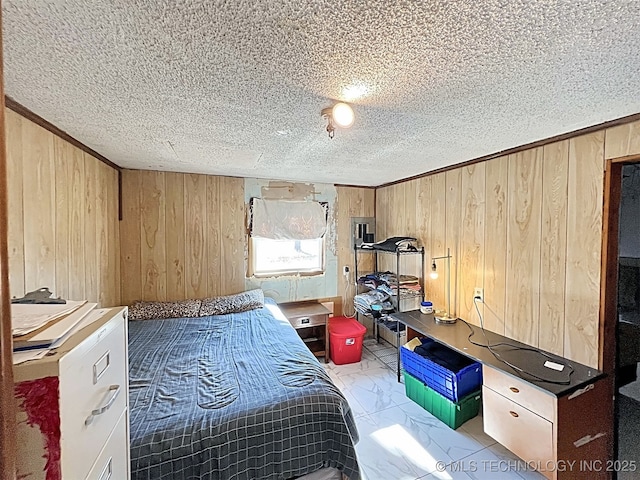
[127,297,360,480]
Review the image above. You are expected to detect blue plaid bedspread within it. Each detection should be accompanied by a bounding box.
[128,300,360,480]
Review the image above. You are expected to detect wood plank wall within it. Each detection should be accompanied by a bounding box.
[5,109,120,306]
[120,170,374,313]
[375,122,640,369]
[120,170,246,305]
[336,186,375,321]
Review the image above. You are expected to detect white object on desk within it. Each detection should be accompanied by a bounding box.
[543,360,565,371]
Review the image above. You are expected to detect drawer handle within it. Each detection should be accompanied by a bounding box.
[300,317,310,324]
[574,432,605,448]
[509,387,520,394]
[509,411,519,418]
[85,385,120,425]
[93,350,111,384]
[99,457,113,480]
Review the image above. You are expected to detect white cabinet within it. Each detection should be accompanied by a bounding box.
[482,364,611,480]
[14,307,130,480]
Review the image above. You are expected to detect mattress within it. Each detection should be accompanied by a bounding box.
[128,300,360,480]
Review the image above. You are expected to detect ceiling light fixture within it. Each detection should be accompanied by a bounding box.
[321,102,354,139]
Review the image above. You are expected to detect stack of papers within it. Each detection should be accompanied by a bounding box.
[12,302,102,359]
[12,300,87,336]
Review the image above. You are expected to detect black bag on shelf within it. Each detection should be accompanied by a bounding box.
[372,236,417,252]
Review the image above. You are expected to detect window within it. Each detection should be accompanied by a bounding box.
[249,198,327,277]
[251,237,324,276]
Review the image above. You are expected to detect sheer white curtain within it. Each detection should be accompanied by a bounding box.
[251,199,327,240]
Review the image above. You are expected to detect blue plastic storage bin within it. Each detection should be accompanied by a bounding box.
[400,338,482,402]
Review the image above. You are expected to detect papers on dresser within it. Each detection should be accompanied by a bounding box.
[13,305,105,363]
[11,300,87,336]
[48,307,106,348]
[12,349,48,365]
[13,302,97,351]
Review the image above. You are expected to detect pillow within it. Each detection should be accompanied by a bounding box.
[128,299,202,321]
[198,289,265,316]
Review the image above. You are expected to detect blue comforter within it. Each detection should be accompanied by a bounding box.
[128,300,360,480]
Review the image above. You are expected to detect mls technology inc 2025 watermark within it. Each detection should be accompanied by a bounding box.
[435,459,637,474]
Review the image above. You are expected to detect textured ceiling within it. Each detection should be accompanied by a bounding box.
[3,1,640,186]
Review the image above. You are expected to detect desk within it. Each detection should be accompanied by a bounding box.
[392,309,612,480]
[391,309,604,395]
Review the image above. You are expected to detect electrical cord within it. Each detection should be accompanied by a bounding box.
[342,271,357,318]
[458,297,574,385]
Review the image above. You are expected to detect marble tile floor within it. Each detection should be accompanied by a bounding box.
[324,340,546,480]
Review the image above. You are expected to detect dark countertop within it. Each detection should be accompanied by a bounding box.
[391,309,605,398]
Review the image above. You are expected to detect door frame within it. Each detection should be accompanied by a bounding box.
[599,153,640,469]
[0,1,16,477]
[600,154,640,374]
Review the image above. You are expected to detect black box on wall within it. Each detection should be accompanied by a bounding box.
[351,217,375,248]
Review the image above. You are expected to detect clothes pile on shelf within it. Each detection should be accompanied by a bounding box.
[362,272,421,298]
[357,273,387,291]
[353,290,393,316]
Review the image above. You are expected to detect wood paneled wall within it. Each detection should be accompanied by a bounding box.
[375,128,627,368]
[120,170,245,305]
[6,109,120,306]
[121,170,375,312]
[336,186,375,321]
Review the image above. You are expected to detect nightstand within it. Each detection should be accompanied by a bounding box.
[279,302,330,363]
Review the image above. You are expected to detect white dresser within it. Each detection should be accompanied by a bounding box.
[483,364,610,480]
[14,307,130,480]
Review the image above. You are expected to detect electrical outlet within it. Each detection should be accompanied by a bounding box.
[474,287,484,302]
[343,266,350,276]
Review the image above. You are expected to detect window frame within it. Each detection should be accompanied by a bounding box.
[248,198,329,278]
[249,236,326,278]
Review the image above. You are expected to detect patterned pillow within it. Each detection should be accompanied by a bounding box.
[198,289,265,316]
[128,299,202,320]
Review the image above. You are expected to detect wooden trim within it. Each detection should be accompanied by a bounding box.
[609,154,640,165]
[334,183,376,189]
[4,96,121,172]
[118,170,123,221]
[0,3,17,477]
[599,160,621,375]
[609,153,640,164]
[600,161,620,478]
[378,112,640,188]
[599,154,640,471]
[373,187,376,227]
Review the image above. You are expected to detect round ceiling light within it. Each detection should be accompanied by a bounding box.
[331,102,354,128]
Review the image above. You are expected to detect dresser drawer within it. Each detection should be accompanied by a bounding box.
[86,409,130,480]
[288,313,327,329]
[483,386,554,478]
[59,311,127,479]
[483,364,556,421]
